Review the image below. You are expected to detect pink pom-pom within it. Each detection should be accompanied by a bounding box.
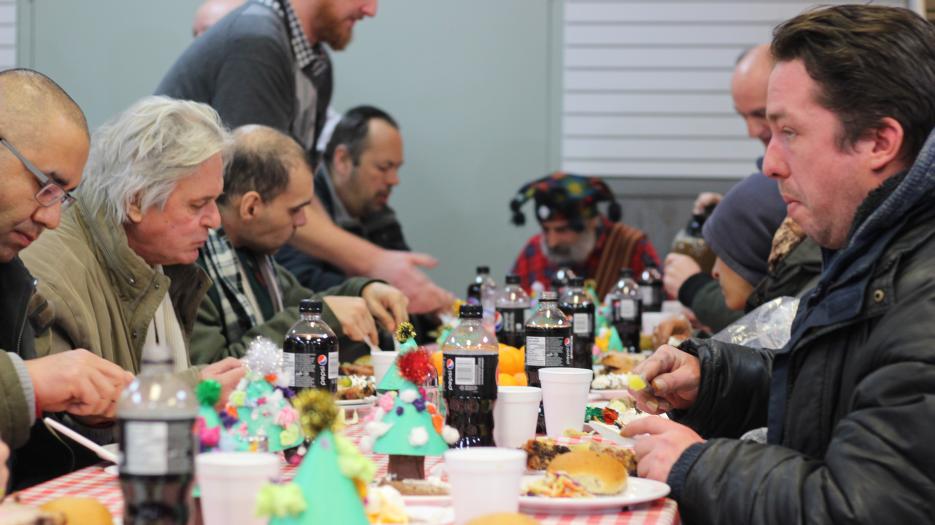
[377,393,395,412]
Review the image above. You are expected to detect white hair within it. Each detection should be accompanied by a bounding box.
[79,96,230,225]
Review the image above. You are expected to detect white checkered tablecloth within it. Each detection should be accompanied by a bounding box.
[14,419,680,525]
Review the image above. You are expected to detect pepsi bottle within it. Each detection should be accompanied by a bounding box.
[495,275,530,348]
[283,299,338,394]
[524,291,572,387]
[607,268,642,352]
[559,277,595,369]
[639,263,664,313]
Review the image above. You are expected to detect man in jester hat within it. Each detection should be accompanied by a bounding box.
[256,390,376,525]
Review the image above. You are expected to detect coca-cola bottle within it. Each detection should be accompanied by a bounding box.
[559,277,594,369]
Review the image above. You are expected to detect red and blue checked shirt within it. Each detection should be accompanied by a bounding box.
[510,217,660,294]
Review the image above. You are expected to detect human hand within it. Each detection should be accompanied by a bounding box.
[652,316,692,348]
[323,295,379,344]
[361,282,409,333]
[628,345,700,413]
[663,253,702,299]
[24,349,134,419]
[370,251,455,314]
[200,358,245,406]
[621,416,704,482]
[692,192,722,215]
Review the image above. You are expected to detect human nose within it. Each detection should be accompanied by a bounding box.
[294,208,307,228]
[762,137,788,181]
[387,168,400,187]
[362,0,377,17]
[204,200,222,229]
[32,202,62,230]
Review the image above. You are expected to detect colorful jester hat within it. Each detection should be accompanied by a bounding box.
[376,322,420,392]
[361,348,459,455]
[257,390,375,525]
[195,338,302,453]
[509,171,622,232]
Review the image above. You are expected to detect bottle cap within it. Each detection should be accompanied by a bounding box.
[477,265,490,274]
[459,304,483,319]
[619,268,634,278]
[505,274,520,285]
[550,277,564,290]
[540,290,558,301]
[299,299,323,314]
[568,276,585,287]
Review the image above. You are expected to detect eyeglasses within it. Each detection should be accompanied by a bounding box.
[0,137,76,210]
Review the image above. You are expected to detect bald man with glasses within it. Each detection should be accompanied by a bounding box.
[0,69,133,490]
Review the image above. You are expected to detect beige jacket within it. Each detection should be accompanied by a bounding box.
[20,204,208,384]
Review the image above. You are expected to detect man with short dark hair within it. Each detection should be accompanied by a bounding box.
[191,125,408,365]
[0,68,134,489]
[623,6,935,523]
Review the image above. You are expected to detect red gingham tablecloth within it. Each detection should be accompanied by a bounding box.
[14,414,680,525]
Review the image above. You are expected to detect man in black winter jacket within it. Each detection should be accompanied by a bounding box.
[623,6,935,524]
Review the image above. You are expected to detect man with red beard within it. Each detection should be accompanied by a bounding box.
[157,0,454,319]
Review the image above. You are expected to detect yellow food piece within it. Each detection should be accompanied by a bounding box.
[41,497,112,525]
[628,374,648,391]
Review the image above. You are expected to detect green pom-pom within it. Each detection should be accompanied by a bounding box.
[293,390,338,441]
[256,483,306,518]
[196,380,221,406]
[335,434,376,484]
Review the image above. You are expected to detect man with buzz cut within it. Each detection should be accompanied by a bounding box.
[624,6,935,524]
[191,124,409,365]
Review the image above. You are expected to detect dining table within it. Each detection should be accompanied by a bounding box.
[14,409,680,525]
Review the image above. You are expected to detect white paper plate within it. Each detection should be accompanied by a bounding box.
[406,505,454,524]
[589,389,631,401]
[519,475,670,513]
[401,493,451,506]
[336,396,377,409]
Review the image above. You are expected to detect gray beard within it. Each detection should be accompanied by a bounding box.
[540,230,597,266]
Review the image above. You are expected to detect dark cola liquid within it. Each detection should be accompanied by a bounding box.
[559,302,594,370]
[283,333,338,393]
[443,350,498,448]
[495,307,526,348]
[612,297,642,353]
[121,473,192,524]
[524,325,572,387]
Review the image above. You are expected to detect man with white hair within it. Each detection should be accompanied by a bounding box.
[21,96,246,407]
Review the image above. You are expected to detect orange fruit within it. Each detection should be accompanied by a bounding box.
[498,373,517,386]
[431,351,444,378]
[513,372,528,386]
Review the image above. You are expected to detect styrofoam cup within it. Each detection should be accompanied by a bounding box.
[641,312,673,335]
[493,386,542,448]
[444,447,527,524]
[538,368,593,438]
[371,350,398,386]
[196,452,279,525]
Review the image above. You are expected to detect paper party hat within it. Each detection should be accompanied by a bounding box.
[376,322,420,392]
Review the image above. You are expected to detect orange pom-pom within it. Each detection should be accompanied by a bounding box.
[426,402,439,416]
[264,373,278,383]
[431,414,444,434]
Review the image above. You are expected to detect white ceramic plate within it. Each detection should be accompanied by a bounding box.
[336,396,377,409]
[519,475,670,513]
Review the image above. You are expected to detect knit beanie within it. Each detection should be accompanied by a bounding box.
[702,171,786,286]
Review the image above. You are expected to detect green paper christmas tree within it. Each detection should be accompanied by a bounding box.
[372,382,450,457]
[376,322,420,392]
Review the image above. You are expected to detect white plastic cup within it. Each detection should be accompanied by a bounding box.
[538,368,593,438]
[444,447,527,524]
[371,350,399,386]
[493,386,542,448]
[196,452,279,525]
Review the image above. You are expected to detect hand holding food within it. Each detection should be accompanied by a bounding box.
[628,345,700,414]
[622,416,703,482]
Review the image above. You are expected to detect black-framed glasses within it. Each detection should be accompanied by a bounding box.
[0,137,76,210]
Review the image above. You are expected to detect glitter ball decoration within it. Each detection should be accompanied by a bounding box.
[292,389,338,441]
[397,348,436,385]
[243,337,284,376]
[395,321,417,343]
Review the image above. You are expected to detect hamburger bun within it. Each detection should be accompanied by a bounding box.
[466,512,539,525]
[39,497,112,525]
[547,450,628,495]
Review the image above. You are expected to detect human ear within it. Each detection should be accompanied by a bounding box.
[238,191,263,220]
[126,198,143,223]
[867,117,905,172]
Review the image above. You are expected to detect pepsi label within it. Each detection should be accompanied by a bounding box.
[442,351,498,399]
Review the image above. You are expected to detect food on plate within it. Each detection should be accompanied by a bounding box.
[523,471,593,498]
[340,362,374,377]
[521,436,637,475]
[0,499,64,525]
[467,511,541,524]
[599,352,644,374]
[591,373,629,390]
[378,476,450,496]
[40,497,112,525]
[337,374,376,400]
[547,450,628,495]
[520,437,571,470]
[365,485,408,524]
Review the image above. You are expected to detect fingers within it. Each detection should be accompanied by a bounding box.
[620,415,672,437]
[407,252,439,269]
[369,300,396,334]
